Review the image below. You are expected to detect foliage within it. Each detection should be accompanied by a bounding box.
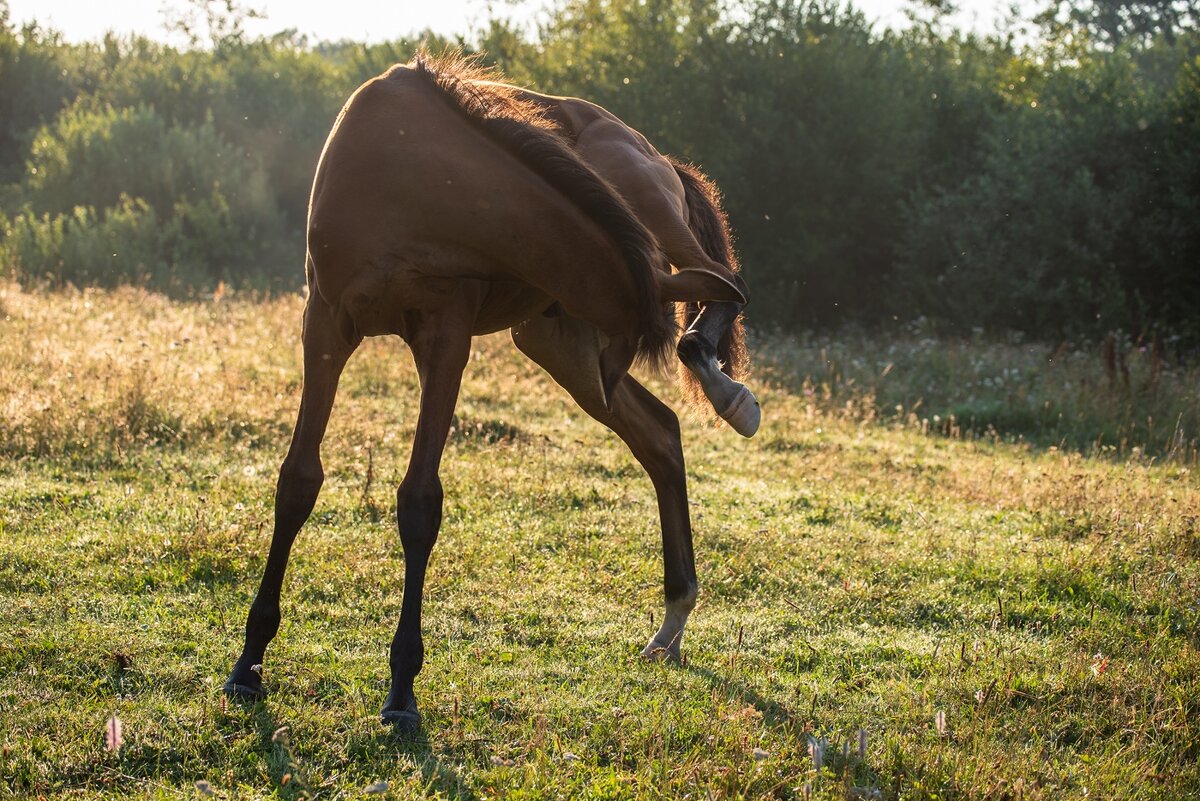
[0,18,343,289]
[0,10,76,186]
[1039,0,1200,46]
[0,0,1197,342]
[2,101,290,287]
[1,196,169,286]
[895,36,1200,343]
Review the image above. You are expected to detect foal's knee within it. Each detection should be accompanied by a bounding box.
[396,478,443,552]
[275,459,324,525]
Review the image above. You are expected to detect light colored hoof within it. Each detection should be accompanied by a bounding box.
[718,384,761,438]
[641,639,682,663]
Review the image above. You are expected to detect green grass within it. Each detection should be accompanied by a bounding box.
[1,286,1198,800]
[758,325,1200,464]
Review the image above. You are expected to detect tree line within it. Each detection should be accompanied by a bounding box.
[1,0,1197,345]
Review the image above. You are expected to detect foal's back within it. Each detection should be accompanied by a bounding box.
[305,64,662,349]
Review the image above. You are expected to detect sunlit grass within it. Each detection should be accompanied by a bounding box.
[758,323,1200,464]
[0,285,1197,800]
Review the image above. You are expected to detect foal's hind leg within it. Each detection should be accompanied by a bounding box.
[677,282,760,438]
[512,311,698,661]
[637,179,759,436]
[381,307,474,731]
[226,295,358,699]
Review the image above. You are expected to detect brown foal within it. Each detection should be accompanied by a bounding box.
[225,52,758,730]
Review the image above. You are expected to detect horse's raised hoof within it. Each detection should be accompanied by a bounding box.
[677,331,761,438]
[718,384,761,438]
[381,705,422,734]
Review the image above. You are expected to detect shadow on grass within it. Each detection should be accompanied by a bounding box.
[683,661,803,733]
[346,725,480,801]
[223,699,477,799]
[682,661,887,793]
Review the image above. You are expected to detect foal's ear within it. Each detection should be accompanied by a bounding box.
[656,268,746,304]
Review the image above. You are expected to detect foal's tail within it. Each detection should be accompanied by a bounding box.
[669,158,750,410]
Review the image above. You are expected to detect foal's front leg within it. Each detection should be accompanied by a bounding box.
[226,295,358,698]
[381,313,473,731]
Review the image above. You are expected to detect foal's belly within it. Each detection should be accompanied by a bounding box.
[330,257,550,341]
[473,281,553,335]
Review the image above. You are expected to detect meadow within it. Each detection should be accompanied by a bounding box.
[1,285,1198,800]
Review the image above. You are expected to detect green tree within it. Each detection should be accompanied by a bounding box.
[0,9,74,185]
[1040,0,1199,46]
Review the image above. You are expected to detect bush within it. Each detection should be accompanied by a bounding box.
[1,196,169,286]
[6,102,293,287]
[895,42,1200,342]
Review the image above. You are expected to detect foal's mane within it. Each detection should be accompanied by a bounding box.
[407,49,675,373]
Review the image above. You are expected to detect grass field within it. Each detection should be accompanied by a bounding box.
[1,286,1198,800]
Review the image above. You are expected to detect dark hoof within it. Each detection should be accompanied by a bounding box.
[223,677,266,701]
[381,706,422,733]
[225,656,267,700]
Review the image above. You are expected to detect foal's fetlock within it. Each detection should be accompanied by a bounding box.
[676,329,716,370]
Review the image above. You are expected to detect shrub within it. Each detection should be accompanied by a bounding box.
[9,103,293,288]
[1,196,170,286]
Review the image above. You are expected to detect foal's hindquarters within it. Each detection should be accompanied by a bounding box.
[226,60,727,729]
